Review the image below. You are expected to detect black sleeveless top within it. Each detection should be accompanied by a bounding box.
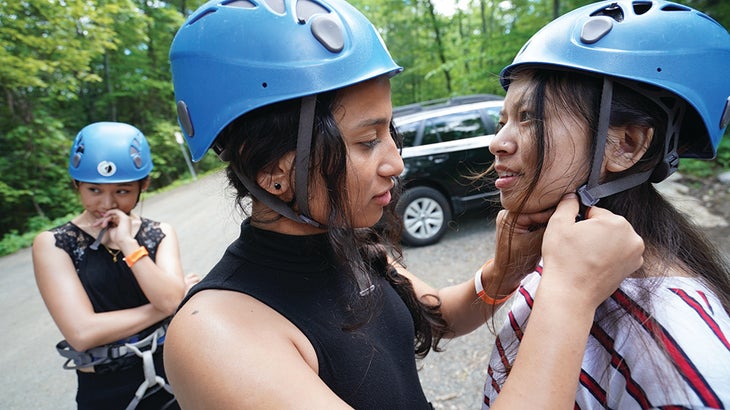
[53,218,165,313]
[51,218,171,379]
[181,220,431,409]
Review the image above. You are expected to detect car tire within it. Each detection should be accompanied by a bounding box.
[397,186,452,247]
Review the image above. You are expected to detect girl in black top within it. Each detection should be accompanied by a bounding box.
[163,0,643,408]
[33,122,198,409]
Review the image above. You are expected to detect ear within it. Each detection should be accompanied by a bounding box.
[605,125,654,173]
[256,151,296,196]
[140,177,151,192]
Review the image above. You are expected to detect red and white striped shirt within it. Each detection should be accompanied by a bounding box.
[482,266,730,409]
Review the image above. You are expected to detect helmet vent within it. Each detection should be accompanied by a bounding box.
[721,97,730,130]
[130,144,143,169]
[296,0,329,22]
[188,9,216,26]
[659,3,690,12]
[71,139,84,168]
[224,0,256,8]
[294,0,344,53]
[261,0,285,14]
[632,1,652,15]
[177,100,195,137]
[590,3,624,22]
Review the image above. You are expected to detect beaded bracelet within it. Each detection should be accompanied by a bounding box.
[474,259,517,305]
[124,246,149,268]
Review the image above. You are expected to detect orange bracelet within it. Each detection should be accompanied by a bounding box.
[474,259,517,305]
[124,246,149,268]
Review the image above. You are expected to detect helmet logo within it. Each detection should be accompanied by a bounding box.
[97,161,117,177]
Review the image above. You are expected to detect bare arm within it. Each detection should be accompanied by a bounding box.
[397,206,553,337]
[32,231,170,351]
[492,194,644,408]
[165,290,354,409]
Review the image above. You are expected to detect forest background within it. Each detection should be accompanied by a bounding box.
[1,0,729,255]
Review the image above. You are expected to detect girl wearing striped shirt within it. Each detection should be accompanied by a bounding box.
[482,1,730,408]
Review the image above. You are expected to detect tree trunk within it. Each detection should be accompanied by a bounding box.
[425,0,452,94]
[104,52,117,121]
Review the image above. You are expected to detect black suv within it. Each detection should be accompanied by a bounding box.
[394,95,503,246]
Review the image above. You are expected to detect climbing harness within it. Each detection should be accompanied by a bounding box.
[56,323,175,410]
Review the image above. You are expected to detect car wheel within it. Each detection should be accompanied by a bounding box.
[397,186,452,246]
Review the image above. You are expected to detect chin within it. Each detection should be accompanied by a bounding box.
[498,193,520,212]
[355,211,384,229]
[499,195,555,215]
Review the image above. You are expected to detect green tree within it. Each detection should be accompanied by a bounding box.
[0,0,122,237]
[0,0,214,241]
[1,0,728,251]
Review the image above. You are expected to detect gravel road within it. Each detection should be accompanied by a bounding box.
[1,170,727,410]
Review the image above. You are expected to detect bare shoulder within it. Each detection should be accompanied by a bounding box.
[156,220,177,237]
[164,289,332,408]
[32,230,55,249]
[168,289,292,341]
[32,230,70,274]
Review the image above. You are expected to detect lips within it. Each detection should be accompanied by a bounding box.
[494,165,522,190]
[373,190,392,206]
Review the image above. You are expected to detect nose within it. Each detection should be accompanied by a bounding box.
[100,193,117,210]
[381,137,405,177]
[489,129,517,156]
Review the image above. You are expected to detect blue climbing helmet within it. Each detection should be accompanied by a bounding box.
[170,0,403,162]
[68,122,154,183]
[500,0,730,160]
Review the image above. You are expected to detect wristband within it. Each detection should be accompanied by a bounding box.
[474,259,516,305]
[124,246,149,268]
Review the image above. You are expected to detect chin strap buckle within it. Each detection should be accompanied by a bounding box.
[577,184,600,208]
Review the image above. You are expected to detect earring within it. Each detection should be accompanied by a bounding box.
[274,183,282,190]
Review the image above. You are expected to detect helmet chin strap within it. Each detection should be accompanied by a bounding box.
[577,77,683,211]
[295,95,374,296]
[227,95,324,229]
[293,95,322,228]
[231,95,375,296]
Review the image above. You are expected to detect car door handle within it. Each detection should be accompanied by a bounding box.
[430,154,448,164]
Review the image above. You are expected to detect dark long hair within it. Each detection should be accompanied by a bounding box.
[506,69,730,311]
[493,69,730,394]
[216,91,448,358]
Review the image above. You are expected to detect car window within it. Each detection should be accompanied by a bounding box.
[482,106,501,134]
[421,110,487,145]
[398,121,419,148]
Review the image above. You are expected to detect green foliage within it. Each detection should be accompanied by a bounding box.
[0,114,79,237]
[0,213,77,256]
[0,0,215,245]
[1,0,729,255]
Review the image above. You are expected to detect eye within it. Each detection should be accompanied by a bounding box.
[519,110,534,122]
[361,137,381,149]
[495,122,505,133]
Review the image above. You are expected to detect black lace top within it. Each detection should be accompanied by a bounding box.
[52,218,165,313]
